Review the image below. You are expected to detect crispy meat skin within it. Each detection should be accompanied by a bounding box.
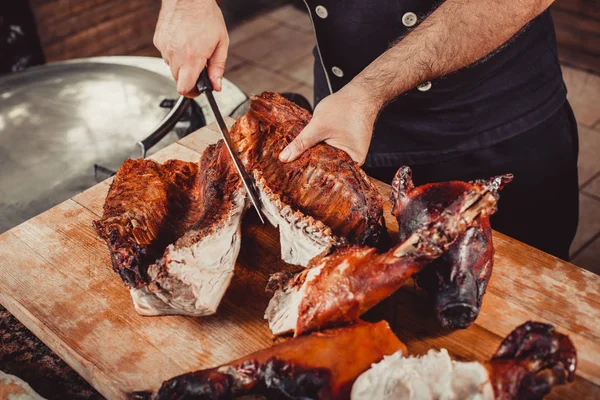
[295,246,422,335]
[230,92,389,249]
[166,141,241,250]
[93,141,241,290]
[486,321,577,399]
[132,321,406,400]
[391,166,513,329]
[93,159,203,288]
[266,179,502,336]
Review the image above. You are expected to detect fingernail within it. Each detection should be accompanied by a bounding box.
[217,77,223,91]
[279,147,290,162]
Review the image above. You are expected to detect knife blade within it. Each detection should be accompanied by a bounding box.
[196,69,265,224]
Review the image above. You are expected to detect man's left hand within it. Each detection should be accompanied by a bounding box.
[278,83,381,166]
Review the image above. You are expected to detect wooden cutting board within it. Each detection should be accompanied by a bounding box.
[0,122,599,400]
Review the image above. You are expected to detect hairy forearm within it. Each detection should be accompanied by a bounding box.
[350,0,554,110]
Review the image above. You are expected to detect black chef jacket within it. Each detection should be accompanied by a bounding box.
[306,1,566,168]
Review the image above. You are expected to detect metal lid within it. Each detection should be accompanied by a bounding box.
[0,58,218,233]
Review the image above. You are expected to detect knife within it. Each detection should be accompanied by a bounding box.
[196,69,266,224]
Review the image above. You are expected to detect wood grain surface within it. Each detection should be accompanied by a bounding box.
[0,123,598,400]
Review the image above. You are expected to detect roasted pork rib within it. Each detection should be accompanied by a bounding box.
[93,140,246,316]
[266,179,501,336]
[144,142,247,316]
[230,92,389,266]
[391,166,512,329]
[133,321,406,400]
[351,321,577,400]
[93,158,203,289]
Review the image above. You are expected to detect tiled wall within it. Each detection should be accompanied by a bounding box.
[29,0,162,61]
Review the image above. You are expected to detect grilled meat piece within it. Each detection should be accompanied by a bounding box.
[266,179,501,336]
[132,321,406,400]
[94,141,246,316]
[93,159,204,289]
[351,321,576,400]
[391,166,512,329]
[230,92,389,266]
[487,321,576,399]
[145,142,247,316]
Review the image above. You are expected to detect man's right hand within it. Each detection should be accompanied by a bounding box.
[154,0,229,97]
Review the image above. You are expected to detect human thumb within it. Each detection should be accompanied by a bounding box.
[279,123,321,163]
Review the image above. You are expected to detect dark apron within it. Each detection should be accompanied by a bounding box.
[306,1,566,167]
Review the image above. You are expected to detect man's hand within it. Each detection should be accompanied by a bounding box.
[279,84,382,165]
[154,0,229,97]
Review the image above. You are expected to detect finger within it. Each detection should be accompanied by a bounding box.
[177,57,205,97]
[279,122,322,163]
[169,52,184,82]
[207,37,229,92]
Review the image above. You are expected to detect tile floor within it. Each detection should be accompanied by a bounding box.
[226,5,600,274]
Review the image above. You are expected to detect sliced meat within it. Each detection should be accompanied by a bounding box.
[94,141,246,316]
[146,142,247,316]
[352,349,494,400]
[93,158,203,289]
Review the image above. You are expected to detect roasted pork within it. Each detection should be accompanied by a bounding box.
[133,321,406,400]
[391,166,512,329]
[230,92,389,266]
[94,140,246,316]
[266,179,501,336]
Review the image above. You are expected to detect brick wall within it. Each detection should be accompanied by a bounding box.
[29,0,161,62]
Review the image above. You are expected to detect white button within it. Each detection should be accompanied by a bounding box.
[331,66,344,77]
[315,5,328,19]
[402,12,418,27]
[417,81,432,92]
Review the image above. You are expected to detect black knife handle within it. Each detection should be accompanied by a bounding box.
[196,68,213,93]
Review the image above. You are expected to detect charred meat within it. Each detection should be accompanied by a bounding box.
[391,166,512,329]
[93,158,203,289]
[94,141,246,316]
[145,141,247,316]
[133,321,406,400]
